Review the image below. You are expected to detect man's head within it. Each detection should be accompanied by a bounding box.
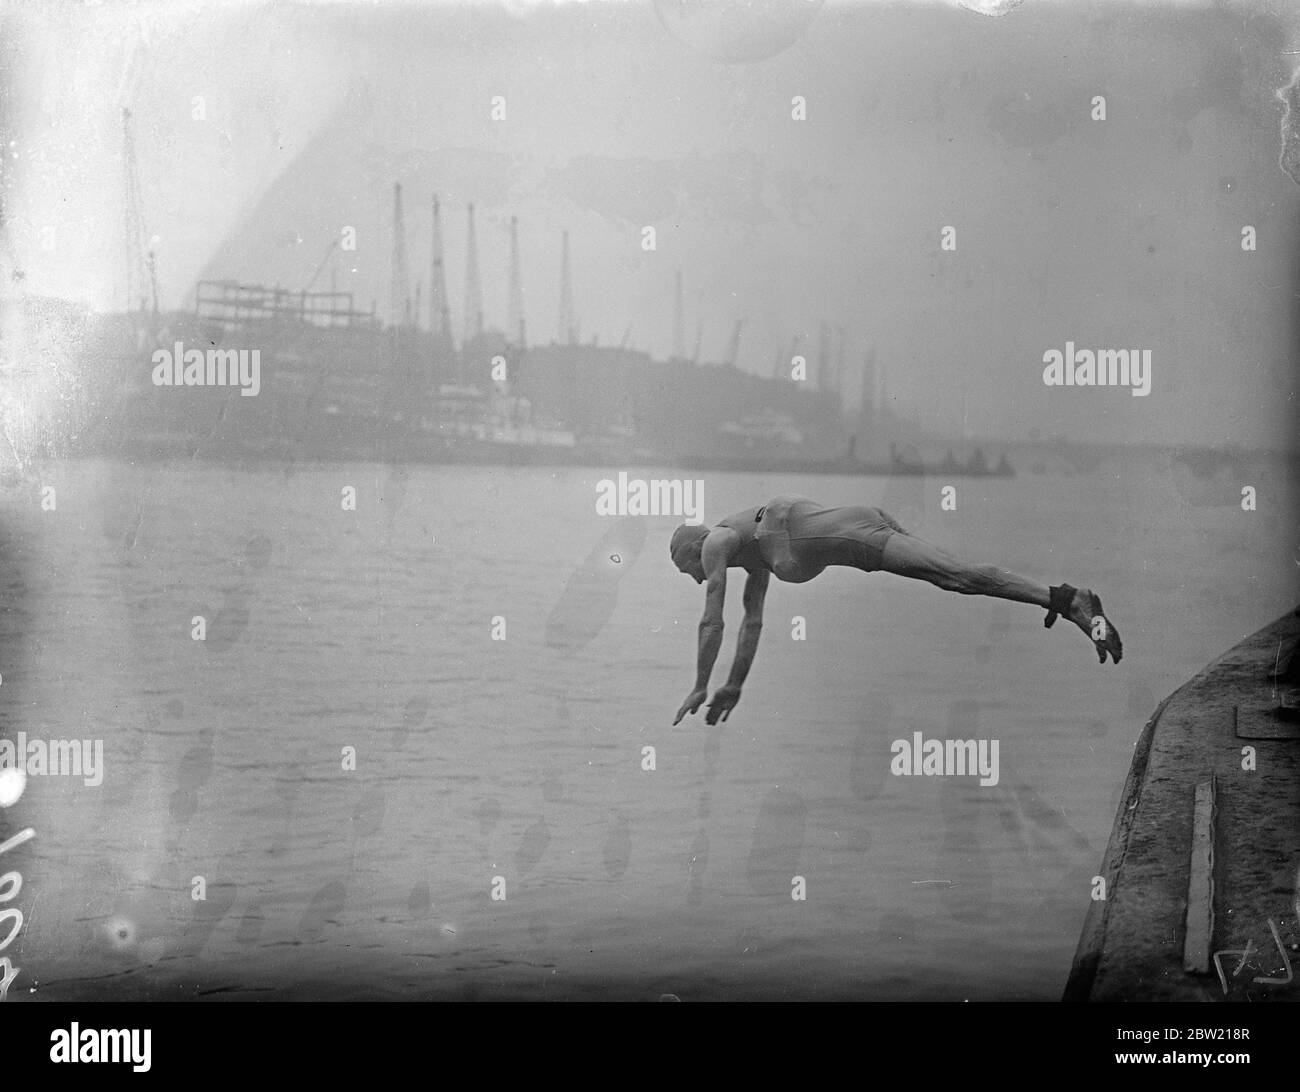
[670,522,710,584]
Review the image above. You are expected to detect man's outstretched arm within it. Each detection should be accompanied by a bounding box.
[673,555,728,725]
[727,569,769,688]
[693,574,727,689]
[706,569,769,724]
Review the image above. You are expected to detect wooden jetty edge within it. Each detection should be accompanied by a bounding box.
[1064,606,1300,1001]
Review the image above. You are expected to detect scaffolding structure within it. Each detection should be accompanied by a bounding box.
[194,280,380,330]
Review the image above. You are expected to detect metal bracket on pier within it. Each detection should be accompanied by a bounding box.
[1234,698,1300,740]
[1236,635,1300,738]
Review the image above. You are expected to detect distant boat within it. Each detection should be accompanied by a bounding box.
[778,439,1016,478]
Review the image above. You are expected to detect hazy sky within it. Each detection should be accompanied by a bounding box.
[3,0,1299,447]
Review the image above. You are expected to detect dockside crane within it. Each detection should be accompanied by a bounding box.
[302,237,340,293]
[0,190,18,288]
[464,203,483,343]
[558,229,576,345]
[787,333,804,380]
[430,195,451,345]
[390,182,408,327]
[671,269,684,362]
[121,107,158,313]
[507,215,525,348]
[835,323,848,413]
[816,321,831,393]
[725,318,745,369]
[860,348,877,433]
[0,134,20,288]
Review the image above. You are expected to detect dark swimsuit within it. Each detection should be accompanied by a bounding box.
[738,495,905,583]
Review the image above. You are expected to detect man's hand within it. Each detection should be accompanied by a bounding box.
[673,689,708,725]
[705,685,742,725]
[1066,587,1124,665]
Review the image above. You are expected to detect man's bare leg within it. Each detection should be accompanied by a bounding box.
[878,532,1123,663]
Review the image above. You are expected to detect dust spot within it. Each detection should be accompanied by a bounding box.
[407,882,431,917]
[298,880,346,941]
[516,818,550,877]
[477,798,502,836]
[745,788,806,897]
[244,535,272,570]
[602,813,632,880]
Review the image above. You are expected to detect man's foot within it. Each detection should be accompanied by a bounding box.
[1063,587,1123,664]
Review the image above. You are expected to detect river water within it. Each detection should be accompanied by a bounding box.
[0,450,1294,999]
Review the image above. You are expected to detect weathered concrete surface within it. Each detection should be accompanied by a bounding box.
[1065,608,1300,1001]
